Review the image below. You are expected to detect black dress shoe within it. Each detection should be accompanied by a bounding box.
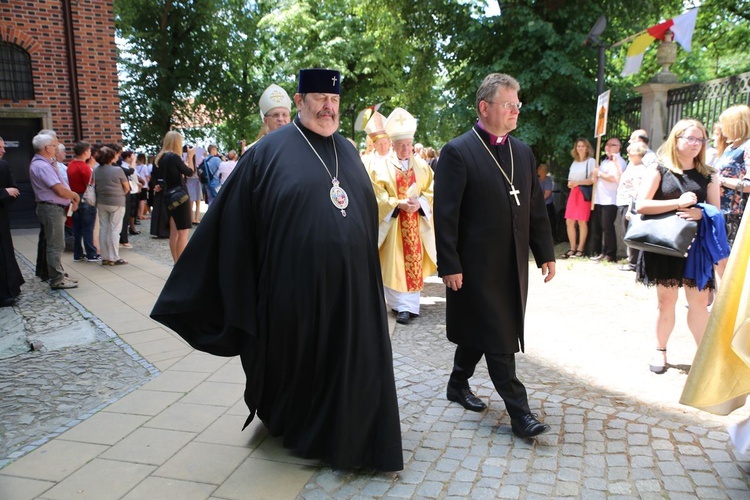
[396,311,411,324]
[446,385,487,412]
[1,297,17,307]
[511,413,550,438]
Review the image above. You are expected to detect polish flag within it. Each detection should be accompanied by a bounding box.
[621,9,698,77]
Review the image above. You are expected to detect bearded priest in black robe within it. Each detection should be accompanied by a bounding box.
[151,69,403,471]
[434,73,556,439]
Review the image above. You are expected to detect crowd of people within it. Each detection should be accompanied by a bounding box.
[558,105,750,376]
[2,67,748,472]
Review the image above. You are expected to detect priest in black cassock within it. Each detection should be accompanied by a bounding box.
[0,138,24,307]
[434,73,556,439]
[151,69,403,472]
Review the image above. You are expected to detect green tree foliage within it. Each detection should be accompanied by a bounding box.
[115,0,749,164]
[116,0,229,149]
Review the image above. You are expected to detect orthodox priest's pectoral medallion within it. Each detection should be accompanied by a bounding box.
[293,121,351,218]
[330,178,349,217]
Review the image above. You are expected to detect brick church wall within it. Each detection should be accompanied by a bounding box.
[0,0,122,151]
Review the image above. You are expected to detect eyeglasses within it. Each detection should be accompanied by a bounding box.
[605,143,619,147]
[266,111,290,119]
[678,135,707,145]
[487,101,523,110]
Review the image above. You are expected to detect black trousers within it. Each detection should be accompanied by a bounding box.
[600,204,618,259]
[588,204,617,258]
[448,345,530,420]
[587,204,602,256]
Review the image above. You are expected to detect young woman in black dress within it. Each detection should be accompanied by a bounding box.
[635,119,720,374]
[154,131,195,262]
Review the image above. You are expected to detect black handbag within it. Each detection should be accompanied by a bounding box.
[624,210,698,258]
[164,184,189,211]
[624,167,700,258]
[579,159,593,201]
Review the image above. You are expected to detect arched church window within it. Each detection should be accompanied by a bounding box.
[0,42,34,101]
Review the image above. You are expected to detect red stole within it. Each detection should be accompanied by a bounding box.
[396,168,423,291]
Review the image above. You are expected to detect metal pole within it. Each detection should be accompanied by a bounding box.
[597,44,606,98]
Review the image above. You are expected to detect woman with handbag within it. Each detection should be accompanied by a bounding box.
[93,146,130,266]
[635,119,720,374]
[561,137,595,258]
[155,131,195,262]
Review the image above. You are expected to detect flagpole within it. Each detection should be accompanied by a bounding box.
[611,28,649,48]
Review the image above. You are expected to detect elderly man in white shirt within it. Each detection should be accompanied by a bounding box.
[590,137,625,262]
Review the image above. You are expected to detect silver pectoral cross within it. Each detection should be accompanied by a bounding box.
[509,185,520,206]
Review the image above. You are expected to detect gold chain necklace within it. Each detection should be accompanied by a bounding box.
[472,128,520,206]
[293,122,349,217]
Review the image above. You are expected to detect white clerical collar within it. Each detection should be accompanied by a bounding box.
[398,158,409,171]
[476,121,508,145]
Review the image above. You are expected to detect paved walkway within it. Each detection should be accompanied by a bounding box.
[1,222,749,499]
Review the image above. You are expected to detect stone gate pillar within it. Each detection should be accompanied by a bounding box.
[634,31,689,149]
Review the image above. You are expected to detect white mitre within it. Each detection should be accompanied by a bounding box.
[385,107,417,141]
[259,84,292,119]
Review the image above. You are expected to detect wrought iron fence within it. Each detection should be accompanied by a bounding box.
[667,71,750,132]
[604,96,642,144]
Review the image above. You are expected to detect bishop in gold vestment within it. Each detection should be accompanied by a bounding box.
[369,107,436,324]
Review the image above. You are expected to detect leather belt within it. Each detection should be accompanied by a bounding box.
[38,201,68,209]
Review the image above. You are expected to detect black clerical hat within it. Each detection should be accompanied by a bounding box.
[297,69,341,94]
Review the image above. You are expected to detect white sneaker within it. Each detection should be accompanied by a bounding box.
[51,279,78,290]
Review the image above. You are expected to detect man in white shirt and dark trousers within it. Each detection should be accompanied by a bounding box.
[589,138,625,262]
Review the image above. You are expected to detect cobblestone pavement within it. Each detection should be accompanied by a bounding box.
[297,275,750,499]
[0,255,157,465]
[3,219,750,498]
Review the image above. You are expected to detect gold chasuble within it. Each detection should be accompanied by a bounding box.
[680,210,750,415]
[369,154,437,293]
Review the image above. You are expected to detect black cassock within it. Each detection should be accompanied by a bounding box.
[0,159,24,303]
[151,118,403,472]
[434,125,555,354]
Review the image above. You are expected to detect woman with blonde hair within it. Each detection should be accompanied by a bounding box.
[715,104,750,248]
[561,137,595,258]
[155,131,194,262]
[635,119,721,374]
